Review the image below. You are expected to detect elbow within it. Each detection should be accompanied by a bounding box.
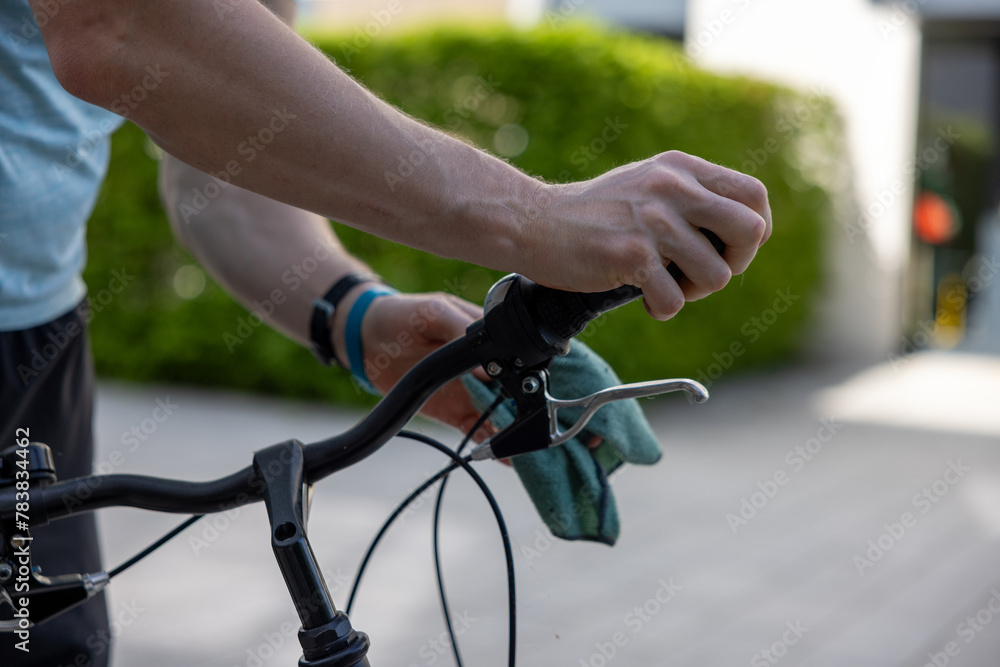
[37,4,129,109]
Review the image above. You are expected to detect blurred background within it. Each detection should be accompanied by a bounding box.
[81,1,1000,666]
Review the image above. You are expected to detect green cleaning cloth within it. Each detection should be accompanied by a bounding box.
[461,340,661,546]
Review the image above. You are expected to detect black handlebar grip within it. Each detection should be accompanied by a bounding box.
[525,228,727,343]
[527,283,642,342]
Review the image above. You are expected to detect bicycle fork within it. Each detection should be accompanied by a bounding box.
[253,440,371,667]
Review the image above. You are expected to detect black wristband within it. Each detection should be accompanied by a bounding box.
[309,272,381,367]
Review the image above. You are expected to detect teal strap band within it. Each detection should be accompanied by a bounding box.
[345,285,398,395]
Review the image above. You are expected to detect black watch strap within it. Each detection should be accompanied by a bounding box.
[310,272,380,366]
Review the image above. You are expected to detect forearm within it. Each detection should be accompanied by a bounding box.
[37,0,534,273]
[159,154,370,349]
[38,1,772,321]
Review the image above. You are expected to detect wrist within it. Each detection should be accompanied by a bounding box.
[446,164,541,274]
[330,279,383,369]
[310,272,381,367]
[335,283,398,394]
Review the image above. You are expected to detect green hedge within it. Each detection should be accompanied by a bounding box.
[84,24,839,405]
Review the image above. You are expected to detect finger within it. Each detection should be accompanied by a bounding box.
[656,217,732,301]
[678,153,771,237]
[637,260,686,321]
[665,155,770,274]
[700,168,772,245]
[422,378,497,442]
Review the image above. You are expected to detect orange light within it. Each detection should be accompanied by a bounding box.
[913,191,958,245]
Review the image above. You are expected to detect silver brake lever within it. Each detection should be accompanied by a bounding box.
[546,377,709,446]
[470,375,708,461]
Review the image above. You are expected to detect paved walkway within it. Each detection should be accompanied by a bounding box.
[90,351,1000,667]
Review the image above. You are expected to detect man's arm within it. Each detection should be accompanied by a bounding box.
[160,153,493,437]
[34,0,770,320]
[155,0,492,436]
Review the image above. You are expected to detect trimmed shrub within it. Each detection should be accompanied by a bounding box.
[84,24,840,405]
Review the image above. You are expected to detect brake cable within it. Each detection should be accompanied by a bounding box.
[346,397,514,667]
[107,514,204,579]
[431,395,505,667]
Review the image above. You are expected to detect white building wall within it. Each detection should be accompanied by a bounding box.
[686,0,923,363]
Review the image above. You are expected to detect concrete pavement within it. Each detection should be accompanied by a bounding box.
[88,351,1000,667]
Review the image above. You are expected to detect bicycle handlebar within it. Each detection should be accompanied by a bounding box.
[0,272,709,666]
[0,276,644,523]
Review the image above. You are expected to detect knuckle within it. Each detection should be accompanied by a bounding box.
[616,235,653,271]
[742,175,769,208]
[661,294,685,319]
[658,149,690,167]
[708,264,732,291]
[651,167,687,195]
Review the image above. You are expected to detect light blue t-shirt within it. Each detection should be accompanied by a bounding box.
[0,0,124,331]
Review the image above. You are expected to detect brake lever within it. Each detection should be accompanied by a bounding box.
[469,374,708,460]
[546,377,709,446]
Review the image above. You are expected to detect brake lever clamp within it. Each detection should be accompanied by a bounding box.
[470,374,709,461]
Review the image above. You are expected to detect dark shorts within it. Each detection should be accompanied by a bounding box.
[0,302,111,667]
